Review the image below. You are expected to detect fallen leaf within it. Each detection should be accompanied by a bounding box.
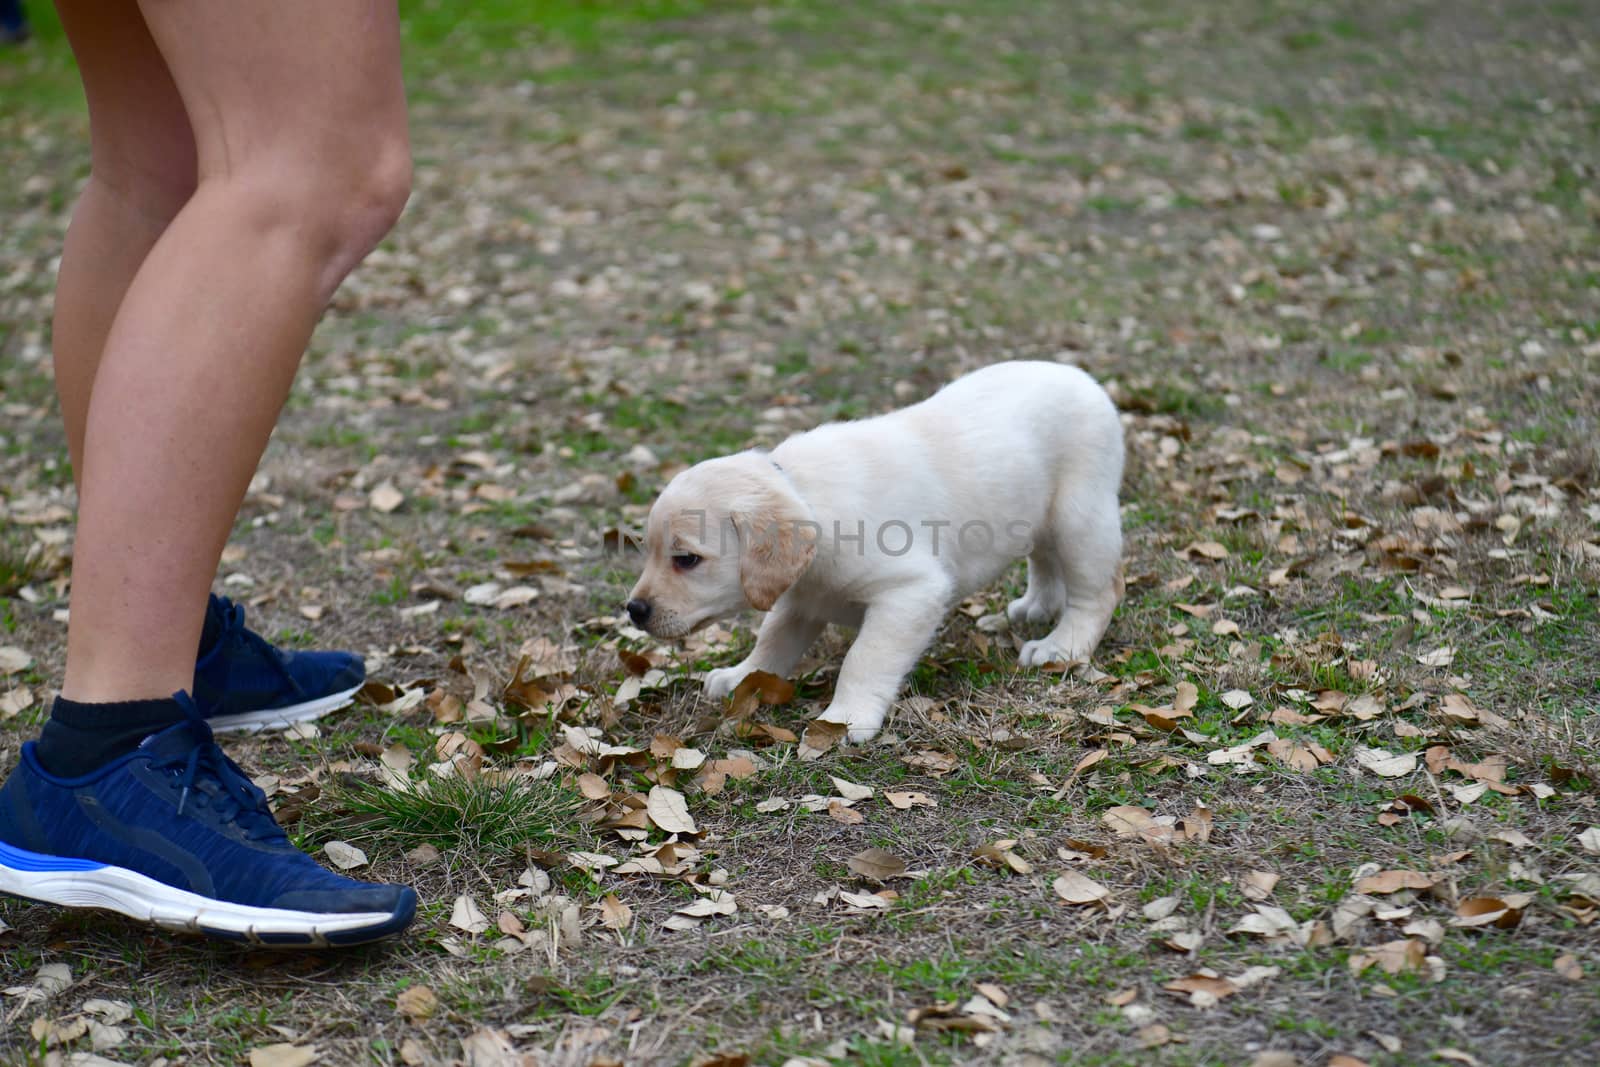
[848,848,909,882]
[1138,1023,1174,1048]
[838,889,894,911]
[827,799,865,825]
[646,785,698,835]
[599,894,633,931]
[1416,646,1455,668]
[1163,974,1237,1004]
[1355,870,1439,895]
[677,891,737,918]
[1242,871,1280,901]
[1102,805,1157,836]
[0,646,32,675]
[884,790,937,809]
[369,482,404,514]
[1451,895,1530,929]
[322,841,368,871]
[1052,871,1111,906]
[450,894,490,935]
[1348,939,1427,976]
[798,719,847,760]
[1355,747,1417,778]
[1579,827,1600,854]
[250,1045,320,1067]
[1554,954,1584,981]
[830,776,874,802]
[396,985,438,1023]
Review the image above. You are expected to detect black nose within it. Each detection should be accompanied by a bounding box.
[626,598,652,626]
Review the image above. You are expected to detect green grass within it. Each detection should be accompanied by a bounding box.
[309,772,579,857]
[0,0,755,116]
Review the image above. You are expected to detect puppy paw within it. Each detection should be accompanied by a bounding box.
[1007,593,1061,627]
[1019,638,1089,670]
[704,665,752,701]
[817,703,886,744]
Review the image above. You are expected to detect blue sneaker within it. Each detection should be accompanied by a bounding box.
[0,693,415,946]
[194,594,365,734]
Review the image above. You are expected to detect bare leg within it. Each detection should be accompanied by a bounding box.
[819,579,952,741]
[52,1,197,482]
[60,0,410,701]
[704,601,827,700]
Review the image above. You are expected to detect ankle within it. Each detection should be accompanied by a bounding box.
[34,695,188,778]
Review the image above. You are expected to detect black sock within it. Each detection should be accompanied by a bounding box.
[34,696,188,778]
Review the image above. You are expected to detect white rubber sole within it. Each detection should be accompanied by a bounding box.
[0,858,401,947]
[205,683,363,735]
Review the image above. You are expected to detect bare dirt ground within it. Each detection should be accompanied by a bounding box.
[2,1,1598,1064]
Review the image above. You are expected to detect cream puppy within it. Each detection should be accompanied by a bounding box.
[626,360,1124,741]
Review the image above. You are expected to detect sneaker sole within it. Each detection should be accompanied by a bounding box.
[0,841,414,947]
[204,683,365,735]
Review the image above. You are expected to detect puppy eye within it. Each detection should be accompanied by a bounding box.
[672,553,703,571]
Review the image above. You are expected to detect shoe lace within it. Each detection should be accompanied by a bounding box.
[156,692,287,844]
[211,594,299,690]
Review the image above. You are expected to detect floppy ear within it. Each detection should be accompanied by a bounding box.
[735,488,818,611]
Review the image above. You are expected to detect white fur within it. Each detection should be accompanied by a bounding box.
[628,360,1124,742]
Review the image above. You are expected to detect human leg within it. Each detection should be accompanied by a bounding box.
[61,0,410,703]
[1,0,415,944]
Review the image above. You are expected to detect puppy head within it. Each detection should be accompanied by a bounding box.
[627,452,817,638]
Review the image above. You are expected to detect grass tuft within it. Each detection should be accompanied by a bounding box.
[317,774,578,857]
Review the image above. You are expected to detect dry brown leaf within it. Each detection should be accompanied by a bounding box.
[903,749,959,776]
[450,894,490,935]
[1138,1023,1174,1048]
[974,841,1032,875]
[1451,895,1530,929]
[1355,870,1439,895]
[827,799,865,825]
[884,790,937,809]
[1052,871,1111,905]
[396,985,438,1023]
[729,670,796,718]
[1102,805,1157,836]
[1163,974,1238,1001]
[830,776,874,802]
[250,1045,320,1067]
[322,841,368,871]
[599,893,633,931]
[848,847,909,882]
[1348,939,1427,976]
[798,719,847,760]
[646,785,698,835]
[577,772,612,800]
[1554,954,1584,981]
[1241,871,1280,901]
[1355,747,1417,778]
[1177,806,1213,844]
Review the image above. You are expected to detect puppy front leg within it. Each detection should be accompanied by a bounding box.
[818,581,951,742]
[704,599,825,700]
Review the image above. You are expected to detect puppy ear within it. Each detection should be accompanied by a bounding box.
[735,493,817,611]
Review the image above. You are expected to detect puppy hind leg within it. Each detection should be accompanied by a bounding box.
[1019,495,1122,669]
[1007,547,1067,628]
[704,601,825,700]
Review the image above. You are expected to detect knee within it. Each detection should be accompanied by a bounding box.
[222,129,411,288]
[333,134,412,264]
[307,132,412,280]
